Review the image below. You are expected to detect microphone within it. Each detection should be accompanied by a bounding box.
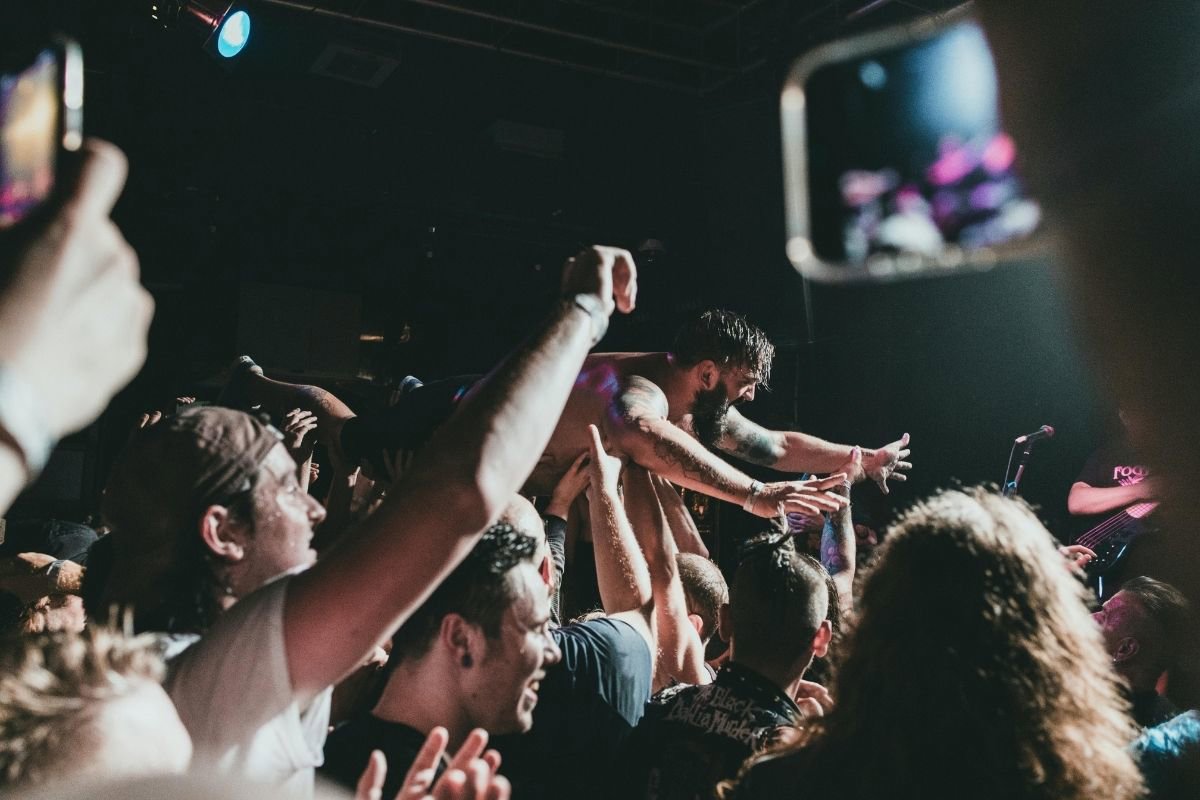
[1014,425,1055,445]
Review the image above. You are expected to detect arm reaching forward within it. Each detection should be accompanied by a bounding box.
[717,406,912,494]
[607,379,849,519]
[284,246,637,703]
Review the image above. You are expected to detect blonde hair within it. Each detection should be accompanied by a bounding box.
[0,626,166,787]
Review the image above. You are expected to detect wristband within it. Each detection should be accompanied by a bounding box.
[567,293,609,347]
[44,560,66,586]
[0,368,55,479]
[742,480,764,513]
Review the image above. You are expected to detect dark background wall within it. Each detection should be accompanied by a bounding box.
[9,1,1113,544]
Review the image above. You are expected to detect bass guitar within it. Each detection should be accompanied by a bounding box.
[1075,500,1158,578]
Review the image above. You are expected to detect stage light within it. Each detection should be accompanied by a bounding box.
[216,10,251,58]
[152,1,253,60]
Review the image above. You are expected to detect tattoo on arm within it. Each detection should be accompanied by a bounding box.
[718,408,784,466]
[821,519,851,577]
[612,375,749,498]
[820,491,854,580]
[651,436,711,484]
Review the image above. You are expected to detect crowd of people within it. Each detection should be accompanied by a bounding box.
[0,3,1198,799]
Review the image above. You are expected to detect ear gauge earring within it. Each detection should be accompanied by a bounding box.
[462,653,473,668]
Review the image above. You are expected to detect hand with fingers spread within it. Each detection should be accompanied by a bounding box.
[281,408,319,453]
[862,433,912,494]
[746,474,850,519]
[546,450,590,520]
[356,727,510,800]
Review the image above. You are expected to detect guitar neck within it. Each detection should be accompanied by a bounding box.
[1078,501,1159,546]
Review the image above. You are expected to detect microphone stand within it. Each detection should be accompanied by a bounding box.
[1002,439,1035,497]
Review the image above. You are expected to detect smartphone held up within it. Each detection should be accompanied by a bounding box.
[0,38,82,229]
[782,8,1046,284]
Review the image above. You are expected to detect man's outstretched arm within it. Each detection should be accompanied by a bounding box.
[716,406,912,494]
[606,377,848,519]
[284,246,636,704]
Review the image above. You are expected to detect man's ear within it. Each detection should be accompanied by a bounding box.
[198,504,247,563]
[686,613,705,638]
[811,619,833,659]
[697,360,720,390]
[539,553,553,591]
[716,603,732,643]
[1114,637,1140,664]
[441,613,483,670]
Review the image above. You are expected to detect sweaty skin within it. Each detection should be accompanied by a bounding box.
[525,353,663,495]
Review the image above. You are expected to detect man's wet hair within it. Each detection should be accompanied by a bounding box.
[389,523,538,662]
[671,310,775,387]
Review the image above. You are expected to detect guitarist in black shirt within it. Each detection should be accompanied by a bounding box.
[1068,414,1162,597]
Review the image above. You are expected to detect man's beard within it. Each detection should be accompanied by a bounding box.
[690,385,731,447]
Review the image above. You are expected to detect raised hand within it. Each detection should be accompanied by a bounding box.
[355,727,510,800]
[546,450,590,519]
[585,424,624,498]
[0,140,153,442]
[748,475,850,519]
[862,433,912,494]
[282,408,318,452]
[833,445,864,488]
[793,679,834,720]
[560,245,638,321]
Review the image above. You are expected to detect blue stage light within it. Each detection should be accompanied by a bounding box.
[216,10,251,58]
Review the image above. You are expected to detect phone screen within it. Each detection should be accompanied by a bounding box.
[0,43,79,229]
[802,19,1040,267]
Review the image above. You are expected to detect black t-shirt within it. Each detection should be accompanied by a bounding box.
[1076,440,1149,491]
[618,662,803,800]
[1073,439,1155,542]
[320,715,445,798]
[493,616,653,800]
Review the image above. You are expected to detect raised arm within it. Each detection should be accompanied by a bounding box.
[0,141,153,514]
[716,407,912,494]
[284,246,637,703]
[585,425,654,637]
[606,379,848,519]
[818,448,861,619]
[623,467,711,690]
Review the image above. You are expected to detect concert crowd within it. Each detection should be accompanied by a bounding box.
[0,3,1198,800]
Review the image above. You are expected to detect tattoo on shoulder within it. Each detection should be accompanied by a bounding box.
[615,375,669,423]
